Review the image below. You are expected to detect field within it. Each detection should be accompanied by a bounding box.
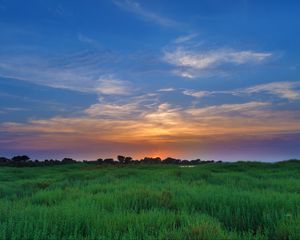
[0,161,299,240]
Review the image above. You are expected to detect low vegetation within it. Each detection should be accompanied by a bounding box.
[0,159,299,239]
[0,155,218,166]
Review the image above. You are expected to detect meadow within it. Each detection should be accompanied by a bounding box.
[0,161,299,240]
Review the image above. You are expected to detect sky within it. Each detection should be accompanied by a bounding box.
[0,0,300,161]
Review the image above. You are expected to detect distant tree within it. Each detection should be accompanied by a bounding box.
[0,157,9,163]
[124,157,132,164]
[11,155,30,162]
[97,158,103,164]
[117,155,125,164]
[142,157,161,164]
[104,158,114,164]
[163,157,180,164]
[190,159,201,164]
[62,158,75,164]
[181,160,189,165]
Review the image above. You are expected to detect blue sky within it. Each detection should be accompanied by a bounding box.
[0,0,300,161]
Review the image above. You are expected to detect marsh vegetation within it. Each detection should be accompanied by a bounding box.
[0,160,299,239]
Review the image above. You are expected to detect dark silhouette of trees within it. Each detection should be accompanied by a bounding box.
[181,160,189,164]
[117,155,132,164]
[0,154,225,167]
[12,155,30,162]
[142,157,161,164]
[117,155,125,164]
[104,158,114,164]
[62,158,76,164]
[190,159,201,164]
[163,157,181,164]
[0,157,9,163]
[124,157,132,164]
[97,158,103,164]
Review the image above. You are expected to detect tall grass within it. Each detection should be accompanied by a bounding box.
[0,161,299,239]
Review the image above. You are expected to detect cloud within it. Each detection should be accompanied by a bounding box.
[164,47,272,78]
[96,77,132,95]
[85,91,161,119]
[238,81,300,101]
[2,92,300,160]
[173,33,198,44]
[172,69,196,79]
[186,102,270,117]
[2,101,300,150]
[163,34,273,78]
[0,51,122,93]
[182,89,211,98]
[0,47,165,95]
[157,87,176,92]
[112,0,178,27]
[143,103,182,126]
[0,49,153,97]
[0,107,27,114]
[229,51,271,63]
[181,81,300,101]
[84,100,143,118]
[164,48,271,69]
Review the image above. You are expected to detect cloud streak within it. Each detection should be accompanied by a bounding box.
[2,82,300,159]
[186,102,270,117]
[182,89,211,98]
[164,47,272,78]
[238,81,300,101]
[0,49,141,96]
[2,98,300,147]
[96,77,132,95]
[112,0,179,28]
[182,81,300,101]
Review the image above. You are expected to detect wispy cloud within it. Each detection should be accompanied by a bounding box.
[237,81,300,101]
[182,89,211,98]
[172,70,196,79]
[157,87,176,92]
[96,77,132,95]
[186,102,270,116]
[173,33,198,44]
[112,0,179,28]
[85,102,139,118]
[181,81,300,101]
[2,100,300,151]
[164,47,272,78]
[2,79,300,159]
[0,50,127,93]
[143,103,182,126]
[85,92,159,118]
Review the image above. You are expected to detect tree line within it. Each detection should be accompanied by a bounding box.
[0,155,221,167]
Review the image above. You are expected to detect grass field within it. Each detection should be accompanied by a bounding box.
[0,161,299,239]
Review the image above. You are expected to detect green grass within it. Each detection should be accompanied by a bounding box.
[0,161,300,239]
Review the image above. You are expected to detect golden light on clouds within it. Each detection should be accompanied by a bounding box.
[2,99,300,160]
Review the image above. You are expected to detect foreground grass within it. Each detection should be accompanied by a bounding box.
[0,161,300,239]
